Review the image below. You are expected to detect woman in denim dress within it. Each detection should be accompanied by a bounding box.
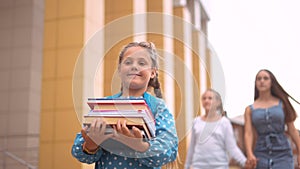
[244,69,300,169]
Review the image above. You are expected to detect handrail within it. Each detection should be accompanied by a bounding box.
[3,151,37,169]
[1,134,39,169]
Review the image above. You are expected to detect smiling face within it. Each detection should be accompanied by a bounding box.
[255,70,272,93]
[201,90,220,114]
[118,46,156,95]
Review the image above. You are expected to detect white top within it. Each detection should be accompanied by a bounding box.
[184,116,246,169]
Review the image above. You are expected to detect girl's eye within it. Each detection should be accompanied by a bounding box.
[202,96,212,100]
[124,60,132,65]
[139,62,146,66]
[257,76,269,81]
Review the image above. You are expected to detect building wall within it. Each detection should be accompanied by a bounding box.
[39,0,84,168]
[0,0,44,168]
[0,0,211,169]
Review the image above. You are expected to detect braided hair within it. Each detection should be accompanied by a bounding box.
[118,42,163,98]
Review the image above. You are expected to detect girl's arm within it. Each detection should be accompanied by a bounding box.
[71,119,113,164]
[223,118,247,167]
[184,121,196,169]
[286,121,300,168]
[71,132,103,164]
[244,106,257,168]
[135,101,178,168]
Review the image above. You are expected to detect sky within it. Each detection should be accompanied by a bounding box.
[207,0,300,129]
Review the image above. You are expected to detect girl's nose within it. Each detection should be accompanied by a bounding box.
[131,63,138,71]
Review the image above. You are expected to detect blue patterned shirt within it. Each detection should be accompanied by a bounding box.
[71,92,178,169]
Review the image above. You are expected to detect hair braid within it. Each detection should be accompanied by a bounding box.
[148,72,162,98]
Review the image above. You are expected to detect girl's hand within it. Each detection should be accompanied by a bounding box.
[244,159,254,169]
[246,153,257,169]
[114,119,143,138]
[82,118,113,148]
[112,119,149,152]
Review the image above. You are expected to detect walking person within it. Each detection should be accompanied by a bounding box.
[185,89,247,169]
[71,42,178,169]
[244,69,300,169]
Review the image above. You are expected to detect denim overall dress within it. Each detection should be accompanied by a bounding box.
[250,101,294,169]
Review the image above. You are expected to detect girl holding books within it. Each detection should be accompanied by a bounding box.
[71,42,179,169]
[184,89,247,169]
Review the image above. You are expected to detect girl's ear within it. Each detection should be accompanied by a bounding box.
[150,69,156,79]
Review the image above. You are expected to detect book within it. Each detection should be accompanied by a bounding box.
[83,116,152,139]
[83,98,156,139]
[87,98,154,121]
[84,109,155,137]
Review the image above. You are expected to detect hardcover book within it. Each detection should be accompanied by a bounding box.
[83,98,156,138]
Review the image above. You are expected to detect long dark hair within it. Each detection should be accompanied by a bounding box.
[118,42,162,98]
[254,69,299,122]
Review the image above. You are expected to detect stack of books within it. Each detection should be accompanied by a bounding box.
[83,98,156,139]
